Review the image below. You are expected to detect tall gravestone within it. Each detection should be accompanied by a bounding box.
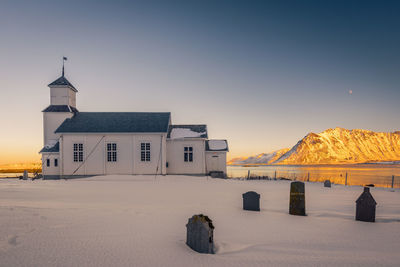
[23,170,28,180]
[242,191,260,211]
[356,187,377,222]
[289,181,306,216]
[324,180,331,188]
[186,214,215,254]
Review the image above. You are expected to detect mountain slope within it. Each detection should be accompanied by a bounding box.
[228,148,290,165]
[228,128,400,165]
[274,128,400,164]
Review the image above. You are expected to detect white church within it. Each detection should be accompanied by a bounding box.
[40,65,228,179]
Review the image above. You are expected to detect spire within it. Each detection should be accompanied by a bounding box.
[62,56,67,77]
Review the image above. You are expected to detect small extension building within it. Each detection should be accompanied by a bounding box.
[40,68,228,179]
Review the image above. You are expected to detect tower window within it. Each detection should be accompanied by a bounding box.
[73,143,84,162]
[54,158,58,167]
[107,143,117,162]
[184,146,193,162]
[140,142,151,161]
[46,159,50,167]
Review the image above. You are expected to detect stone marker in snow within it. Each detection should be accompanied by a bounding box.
[243,191,260,211]
[289,181,306,216]
[23,170,28,180]
[356,187,377,222]
[324,180,331,188]
[186,214,215,254]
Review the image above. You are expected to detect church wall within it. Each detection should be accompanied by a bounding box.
[68,89,76,107]
[43,112,73,147]
[50,87,75,106]
[205,151,227,174]
[61,133,167,176]
[41,153,60,177]
[166,139,206,175]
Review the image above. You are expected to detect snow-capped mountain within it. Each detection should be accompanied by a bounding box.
[229,128,400,165]
[228,148,290,165]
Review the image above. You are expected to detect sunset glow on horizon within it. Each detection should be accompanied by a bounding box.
[1,0,399,166]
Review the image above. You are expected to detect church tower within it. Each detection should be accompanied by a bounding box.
[42,60,78,148]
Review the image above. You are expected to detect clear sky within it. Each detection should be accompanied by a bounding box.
[0,0,399,165]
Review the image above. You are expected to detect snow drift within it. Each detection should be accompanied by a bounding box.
[1,175,400,266]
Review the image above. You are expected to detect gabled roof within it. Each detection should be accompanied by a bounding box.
[42,105,78,113]
[40,141,59,153]
[55,112,171,133]
[167,125,208,139]
[48,76,78,92]
[206,140,229,152]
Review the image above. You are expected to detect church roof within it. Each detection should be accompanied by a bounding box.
[205,140,229,152]
[167,125,208,139]
[48,76,78,92]
[55,112,171,133]
[40,142,59,153]
[42,105,79,113]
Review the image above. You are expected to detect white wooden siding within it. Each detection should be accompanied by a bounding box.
[166,139,206,175]
[205,151,227,174]
[61,134,166,176]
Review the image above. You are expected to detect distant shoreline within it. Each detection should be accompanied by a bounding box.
[0,168,41,174]
[228,162,400,167]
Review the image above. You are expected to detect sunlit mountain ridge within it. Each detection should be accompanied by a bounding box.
[228,128,400,165]
[228,148,290,165]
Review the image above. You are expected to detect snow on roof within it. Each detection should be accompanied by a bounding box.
[169,128,207,139]
[206,140,229,152]
[39,141,60,153]
[167,125,208,139]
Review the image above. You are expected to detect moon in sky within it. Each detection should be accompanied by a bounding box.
[349,90,353,95]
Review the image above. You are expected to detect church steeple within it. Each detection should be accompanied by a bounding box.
[42,58,78,147]
[46,57,78,108]
[48,57,77,92]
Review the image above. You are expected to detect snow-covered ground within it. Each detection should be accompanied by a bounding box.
[1,175,399,267]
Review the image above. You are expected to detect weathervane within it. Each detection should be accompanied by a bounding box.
[62,56,68,77]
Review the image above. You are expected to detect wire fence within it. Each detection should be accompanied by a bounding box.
[227,166,400,188]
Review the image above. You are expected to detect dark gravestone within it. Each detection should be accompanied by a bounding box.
[242,191,260,211]
[23,170,28,180]
[289,181,306,216]
[356,187,377,222]
[324,180,331,188]
[186,214,215,254]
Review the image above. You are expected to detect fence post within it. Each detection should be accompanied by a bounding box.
[307,172,310,182]
[392,175,395,189]
[274,171,277,180]
[345,172,348,186]
[247,170,250,179]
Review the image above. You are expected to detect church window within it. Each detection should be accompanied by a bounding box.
[107,143,117,162]
[54,158,58,167]
[73,143,84,162]
[141,142,151,161]
[46,158,50,167]
[184,146,193,162]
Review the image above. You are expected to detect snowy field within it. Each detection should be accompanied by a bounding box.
[1,175,400,267]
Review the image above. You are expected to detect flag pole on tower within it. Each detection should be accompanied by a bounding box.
[62,56,68,77]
